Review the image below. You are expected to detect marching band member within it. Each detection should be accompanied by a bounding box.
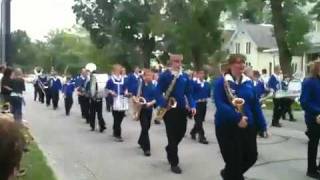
[135,69,159,156]
[267,65,283,127]
[76,68,90,122]
[37,73,47,104]
[63,77,75,116]
[106,64,129,142]
[214,54,267,180]
[49,71,62,110]
[86,70,106,133]
[190,70,210,144]
[157,54,196,174]
[127,67,142,120]
[300,60,320,179]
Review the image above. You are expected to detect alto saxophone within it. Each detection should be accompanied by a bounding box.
[155,73,178,120]
[132,79,147,121]
[224,75,245,114]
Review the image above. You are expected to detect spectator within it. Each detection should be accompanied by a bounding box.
[1,67,13,103]
[9,68,26,123]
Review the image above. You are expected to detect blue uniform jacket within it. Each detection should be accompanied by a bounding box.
[49,77,62,92]
[254,80,266,99]
[300,77,320,125]
[214,74,267,131]
[267,74,281,92]
[140,81,162,111]
[63,82,75,97]
[192,80,211,102]
[157,70,195,109]
[127,73,140,95]
[106,76,127,96]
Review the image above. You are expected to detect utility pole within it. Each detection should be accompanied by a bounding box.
[4,0,11,66]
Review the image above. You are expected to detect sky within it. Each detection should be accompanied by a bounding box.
[11,0,76,41]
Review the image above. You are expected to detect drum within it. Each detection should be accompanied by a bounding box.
[113,95,129,111]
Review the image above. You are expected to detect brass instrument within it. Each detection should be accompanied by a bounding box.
[34,66,43,76]
[132,78,147,121]
[155,71,178,120]
[224,74,245,114]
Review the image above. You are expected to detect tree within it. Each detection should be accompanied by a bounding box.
[73,0,164,68]
[10,30,38,71]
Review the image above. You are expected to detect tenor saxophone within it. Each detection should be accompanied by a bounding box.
[155,73,178,120]
[224,75,245,114]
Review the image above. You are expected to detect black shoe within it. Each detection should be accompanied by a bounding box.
[220,169,226,179]
[171,166,182,174]
[306,171,320,179]
[144,150,151,157]
[190,133,196,140]
[199,137,209,144]
[100,127,106,133]
[289,118,297,122]
[271,123,282,128]
[114,136,123,142]
[91,127,95,131]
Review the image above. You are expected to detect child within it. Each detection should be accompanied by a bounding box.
[190,70,210,144]
[63,77,75,116]
[134,69,159,156]
[106,64,128,142]
[49,71,62,110]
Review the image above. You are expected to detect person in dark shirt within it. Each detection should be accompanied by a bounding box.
[1,67,13,103]
[9,68,26,123]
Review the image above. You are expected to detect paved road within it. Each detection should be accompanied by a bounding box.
[24,84,315,180]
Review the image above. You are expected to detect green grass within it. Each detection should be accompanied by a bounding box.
[19,142,56,180]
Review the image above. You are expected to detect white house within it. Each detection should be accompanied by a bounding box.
[223,22,302,75]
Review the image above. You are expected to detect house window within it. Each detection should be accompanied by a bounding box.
[235,43,240,53]
[246,42,251,54]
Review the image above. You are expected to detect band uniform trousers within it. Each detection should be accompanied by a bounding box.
[306,123,320,173]
[38,88,45,103]
[64,95,73,115]
[281,98,294,120]
[138,108,153,151]
[163,108,188,166]
[191,102,207,137]
[112,110,125,137]
[45,88,52,106]
[79,95,90,122]
[216,125,258,180]
[51,91,60,109]
[34,84,40,101]
[89,98,106,130]
[272,98,283,125]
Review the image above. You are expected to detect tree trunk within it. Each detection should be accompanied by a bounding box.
[141,35,155,68]
[192,47,202,71]
[270,0,292,75]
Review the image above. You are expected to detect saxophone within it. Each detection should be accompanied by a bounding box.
[224,74,245,114]
[132,78,147,121]
[155,71,178,120]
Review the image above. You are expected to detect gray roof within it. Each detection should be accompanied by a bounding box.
[238,22,278,49]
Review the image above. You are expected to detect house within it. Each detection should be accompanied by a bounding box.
[223,22,302,75]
